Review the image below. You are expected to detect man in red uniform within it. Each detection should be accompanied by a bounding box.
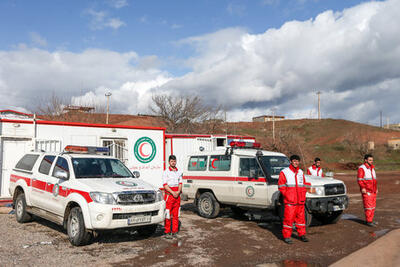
[358,154,378,227]
[307,157,324,177]
[163,155,183,238]
[278,154,311,244]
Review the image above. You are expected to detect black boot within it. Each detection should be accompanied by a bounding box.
[283,238,293,244]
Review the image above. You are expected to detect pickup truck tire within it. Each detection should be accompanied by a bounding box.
[15,193,32,223]
[67,207,92,246]
[137,224,158,238]
[230,206,247,218]
[314,211,343,224]
[197,192,220,219]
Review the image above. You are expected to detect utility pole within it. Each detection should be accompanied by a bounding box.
[105,92,112,124]
[272,108,276,141]
[317,91,321,120]
[380,110,382,128]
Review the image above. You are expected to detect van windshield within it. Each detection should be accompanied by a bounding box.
[72,158,133,179]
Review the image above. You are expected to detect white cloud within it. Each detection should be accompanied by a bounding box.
[0,47,170,114]
[107,0,128,9]
[106,18,126,29]
[2,0,400,126]
[161,0,400,124]
[85,9,126,30]
[29,32,47,47]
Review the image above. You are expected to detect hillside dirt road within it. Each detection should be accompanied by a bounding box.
[1,172,399,267]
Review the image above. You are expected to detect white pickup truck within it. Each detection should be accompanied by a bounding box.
[182,142,349,226]
[9,146,165,246]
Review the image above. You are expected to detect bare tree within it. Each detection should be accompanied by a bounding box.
[150,94,222,133]
[343,129,373,157]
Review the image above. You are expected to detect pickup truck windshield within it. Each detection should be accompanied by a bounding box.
[72,158,133,178]
[260,156,290,176]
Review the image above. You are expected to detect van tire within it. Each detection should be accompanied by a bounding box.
[15,193,32,223]
[197,192,220,219]
[67,207,92,246]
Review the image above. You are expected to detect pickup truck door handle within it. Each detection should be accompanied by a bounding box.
[255,183,265,186]
[238,182,243,184]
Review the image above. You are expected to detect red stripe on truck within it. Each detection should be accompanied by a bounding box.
[183,176,266,183]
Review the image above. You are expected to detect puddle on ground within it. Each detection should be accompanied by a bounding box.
[341,214,359,220]
[164,241,182,255]
[257,259,321,267]
[369,229,390,238]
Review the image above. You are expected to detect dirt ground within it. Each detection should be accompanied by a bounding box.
[1,172,400,267]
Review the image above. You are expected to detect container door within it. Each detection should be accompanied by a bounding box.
[1,139,31,197]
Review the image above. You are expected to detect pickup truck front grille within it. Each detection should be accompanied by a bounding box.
[117,191,156,205]
[324,183,345,196]
[113,210,159,220]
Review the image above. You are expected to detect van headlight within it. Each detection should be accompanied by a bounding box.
[310,186,325,196]
[90,192,117,205]
[156,190,163,202]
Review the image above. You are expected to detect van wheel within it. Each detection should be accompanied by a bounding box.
[197,192,220,219]
[15,193,32,223]
[67,207,92,246]
[137,224,158,238]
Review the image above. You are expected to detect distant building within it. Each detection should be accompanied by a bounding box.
[387,123,400,131]
[252,115,285,122]
[388,139,400,150]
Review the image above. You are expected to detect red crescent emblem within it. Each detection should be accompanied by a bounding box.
[139,142,150,157]
[211,158,219,169]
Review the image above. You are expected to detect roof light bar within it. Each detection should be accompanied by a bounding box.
[64,145,110,154]
[229,141,261,149]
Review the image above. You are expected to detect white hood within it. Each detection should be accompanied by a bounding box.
[75,178,156,193]
[305,175,344,187]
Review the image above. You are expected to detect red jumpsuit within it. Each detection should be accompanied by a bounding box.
[307,165,324,177]
[278,165,311,239]
[357,163,378,223]
[162,167,182,234]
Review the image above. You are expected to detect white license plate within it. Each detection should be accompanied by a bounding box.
[333,205,343,211]
[128,215,151,225]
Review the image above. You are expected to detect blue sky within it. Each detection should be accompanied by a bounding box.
[1,0,399,125]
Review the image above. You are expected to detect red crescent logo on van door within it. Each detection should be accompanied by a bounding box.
[211,158,219,169]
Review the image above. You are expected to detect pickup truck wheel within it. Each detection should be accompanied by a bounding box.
[315,211,343,224]
[197,192,220,219]
[67,207,92,246]
[137,224,158,238]
[231,206,247,218]
[15,193,32,223]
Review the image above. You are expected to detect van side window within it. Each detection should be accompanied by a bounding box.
[52,157,70,178]
[188,156,208,171]
[38,155,56,175]
[209,155,231,171]
[15,154,40,171]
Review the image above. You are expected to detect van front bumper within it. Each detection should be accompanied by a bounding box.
[306,195,348,213]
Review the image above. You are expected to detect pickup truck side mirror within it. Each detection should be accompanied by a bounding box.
[132,171,140,178]
[54,170,69,180]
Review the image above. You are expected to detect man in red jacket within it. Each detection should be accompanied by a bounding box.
[358,154,378,227]
[278,155,311,244]
[307,157,324,177]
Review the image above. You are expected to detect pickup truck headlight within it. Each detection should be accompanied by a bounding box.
[156,190,163,202]
[90,192,117,205]
[310,186,325,196]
